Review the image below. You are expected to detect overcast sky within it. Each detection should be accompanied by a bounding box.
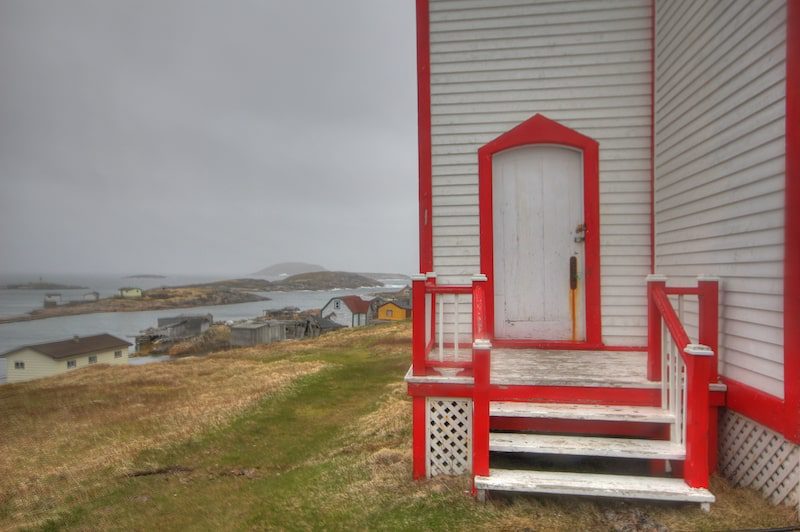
[0,0,418,277]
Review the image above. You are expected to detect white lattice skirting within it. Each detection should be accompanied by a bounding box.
[720,410,800,510]
[426,398,472,477]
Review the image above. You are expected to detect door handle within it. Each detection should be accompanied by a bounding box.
[574,223,586,243]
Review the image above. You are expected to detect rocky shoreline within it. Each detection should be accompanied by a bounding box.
[0,286,269,324]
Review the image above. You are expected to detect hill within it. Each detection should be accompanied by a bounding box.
[252,262,326,280]
[273,271,382,291]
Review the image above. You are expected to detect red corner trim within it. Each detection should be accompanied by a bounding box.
[723,377,786,436]
[416,0,433,274]
[650,0,656,274]
[784,0,800,442]
[477,114,602,345]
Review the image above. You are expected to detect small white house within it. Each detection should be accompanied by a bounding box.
[320,295,371,328]
[0,334,131,384]
[118,287,142,298]
[83,291,100,302]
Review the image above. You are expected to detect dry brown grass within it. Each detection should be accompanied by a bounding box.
[0,355,326,524]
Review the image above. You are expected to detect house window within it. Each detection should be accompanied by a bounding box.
[334,300,341,310]
[67,360,76,369]
[14,361,25,370]
[386,309,393,318]
[114,350,123,358]
[88,355,97,364]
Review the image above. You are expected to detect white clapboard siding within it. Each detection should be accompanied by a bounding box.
[428,0,652,344]
[654,0,786,397]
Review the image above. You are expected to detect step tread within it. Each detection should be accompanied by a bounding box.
[475,469,715,503]
[490,402,675,423]
[490,432,685,460]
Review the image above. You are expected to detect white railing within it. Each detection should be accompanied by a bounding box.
[661,321,687,446]
[411,273,487,375]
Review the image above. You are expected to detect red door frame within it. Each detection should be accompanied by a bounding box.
[478,114,602,347]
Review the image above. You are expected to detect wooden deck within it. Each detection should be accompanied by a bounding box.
[406,348,658,388]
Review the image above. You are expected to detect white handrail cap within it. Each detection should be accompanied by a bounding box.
[685,343,714,356]
[646,274,668,282]
[473,339,492,350]
[410,274,427,281]
[471,274,488,282]
[425,272,438,279]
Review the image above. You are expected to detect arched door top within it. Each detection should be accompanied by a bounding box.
[478,113,602,346]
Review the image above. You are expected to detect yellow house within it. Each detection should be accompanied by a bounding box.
[119,287,143,298]
[0,334,131,384]
[376,301,411,321]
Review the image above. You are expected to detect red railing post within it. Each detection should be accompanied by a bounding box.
[471,274,488,341]
[472,338,491,481]
[697,275,720,473]
[697,275,720,381]
[471,274,491,487]
[647,274,667,381]
[683,344,713,488]
[411,274,427,376]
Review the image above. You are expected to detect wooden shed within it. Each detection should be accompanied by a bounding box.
[377,301,411,321]
[230,321,285,347]
[406,0,798,512]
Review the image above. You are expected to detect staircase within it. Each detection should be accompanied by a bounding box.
[473,401,714,509]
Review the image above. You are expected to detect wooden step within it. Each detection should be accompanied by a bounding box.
[490,433,685,460]
[490,402,674,423]
[474,469,714,504]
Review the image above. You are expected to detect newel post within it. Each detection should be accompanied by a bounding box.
[697,275,720,381]
[471,274,488,340]
[472,338,492,481]
[647,274,668,381]
[684,344,713,488]
[411,274,427,376]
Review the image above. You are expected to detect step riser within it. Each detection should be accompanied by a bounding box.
[490,433,686,461]
[490,402,674,423]
[492,417,668,439]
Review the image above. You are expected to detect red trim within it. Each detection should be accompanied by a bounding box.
[649,0,656,274]
[478,114,602,345]
[412,396,427,479]
[784,0,800,443]
[723,377,785,435]
[492,417,666,439]
[416,0,432,274]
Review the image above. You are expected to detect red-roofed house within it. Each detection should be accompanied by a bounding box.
[320,295,372,328]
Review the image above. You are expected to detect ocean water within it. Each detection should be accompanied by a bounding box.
[0,273,408,382]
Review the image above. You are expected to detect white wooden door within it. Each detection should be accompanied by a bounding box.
[493,145,585,340]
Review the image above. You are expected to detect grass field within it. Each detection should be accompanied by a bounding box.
[0,322,797,530]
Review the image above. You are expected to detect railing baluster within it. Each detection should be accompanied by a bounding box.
[681,361,688,445]
[454,294,460,361]
[438,295,444,362]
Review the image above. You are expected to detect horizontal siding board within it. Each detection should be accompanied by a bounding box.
[654,0,786,396]
[429,0,651,346]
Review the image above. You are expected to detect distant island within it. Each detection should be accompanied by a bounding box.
[182,271,383,292]
[123,274,167,279]
[252,262,409,283]
[0,270,384,324]
[0,285,269,325]
[3,282,89,290]
[252,262,326,280]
